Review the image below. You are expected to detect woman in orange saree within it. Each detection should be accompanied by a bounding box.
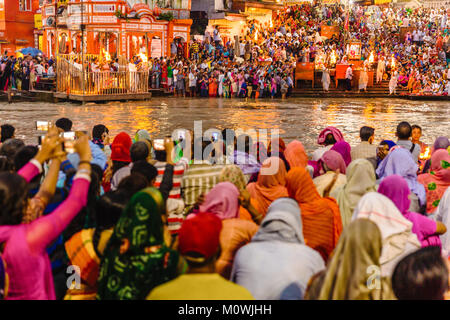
[209,76,218,97]
[286,167,343,261]
[246,157,289,216]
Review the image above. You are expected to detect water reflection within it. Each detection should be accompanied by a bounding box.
[0,98,448,155]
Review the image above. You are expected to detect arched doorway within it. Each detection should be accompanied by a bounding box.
[174,36,187,58]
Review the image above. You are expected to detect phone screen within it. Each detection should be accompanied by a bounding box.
[63,132,76,153]
[212,132,219,142]
[36,121,50,131]
[153,139,165,151]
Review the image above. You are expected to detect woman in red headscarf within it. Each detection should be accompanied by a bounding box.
[286,167,343,261]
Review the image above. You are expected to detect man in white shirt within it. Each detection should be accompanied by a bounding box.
[35,63,45,76]
[345,64,353,92]
[213,26,221,46]
[412,30,420,45]
[173,67,179,88]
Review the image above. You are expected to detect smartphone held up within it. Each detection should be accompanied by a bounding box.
[62,132,76,154]
[36,121,51,132]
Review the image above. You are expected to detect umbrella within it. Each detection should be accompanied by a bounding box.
[18,47,43,57]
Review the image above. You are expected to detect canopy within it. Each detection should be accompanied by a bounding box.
[17,47,43,57]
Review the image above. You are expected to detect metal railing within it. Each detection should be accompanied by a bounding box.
[57,58,149,95]
[58,53,100,64]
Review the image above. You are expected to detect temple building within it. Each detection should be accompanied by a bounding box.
[40,0,192,59]
[0,0,41,55]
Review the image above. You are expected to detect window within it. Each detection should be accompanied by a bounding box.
[19,0,32,11]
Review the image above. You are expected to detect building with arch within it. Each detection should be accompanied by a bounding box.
[41,0,192,59]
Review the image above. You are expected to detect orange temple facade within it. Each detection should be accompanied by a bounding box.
[0,0,41,55]
[41,0,192,59]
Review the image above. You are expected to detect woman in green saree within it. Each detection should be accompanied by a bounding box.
[96,187,183,300]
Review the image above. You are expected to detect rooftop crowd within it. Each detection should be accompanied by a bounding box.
[0,117,449,300]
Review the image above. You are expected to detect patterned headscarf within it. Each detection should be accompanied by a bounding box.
[418,149,450,213]
[96,188,179,300]
[219,165,247,192]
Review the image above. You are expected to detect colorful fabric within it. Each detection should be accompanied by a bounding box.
[318,219,395,300]
[286,167,342,261]
[153,160,188,199]
[268,138,287,155]
[330,141,352,167]
[352,192,421,277]
[135,129,151,143]
[219,165,247,192]
[432,136,450,153]
[178,212,222,261]
[216,218,259,280]
[181,161,226,213]
[110,132,132,163]
[381,140,397,150]
[418,150,450,214]
[230,150,261,176]
[317,126,344,145]
[284,140,308,168]
[64,228,101,288]
[199,182,240,220]
[0,166,90,300]
[378,175,441,248]
[332,159,377,228]
[321,150,347,174]
[96,188,179,300]
[376,148,426,207]
[246,157,289,216]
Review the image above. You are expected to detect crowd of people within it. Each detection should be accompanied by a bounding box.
[0,53,55,92]
[1,4,449,98]
[0,117,449,300]
[139,3,450,97]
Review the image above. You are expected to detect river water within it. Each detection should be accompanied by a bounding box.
[1,97,448,155]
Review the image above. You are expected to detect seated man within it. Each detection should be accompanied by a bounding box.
[395,121,421,163]
[351,126,378,160]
